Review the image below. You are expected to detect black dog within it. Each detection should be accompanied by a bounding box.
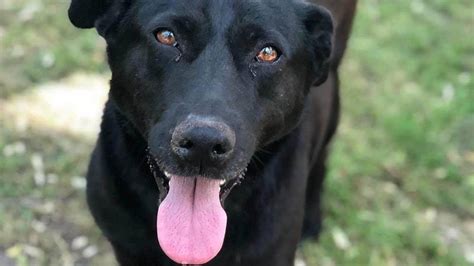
[69,0,356,265]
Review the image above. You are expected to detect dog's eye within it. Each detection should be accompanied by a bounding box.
[156,30,177,46]
[256,46,279,63]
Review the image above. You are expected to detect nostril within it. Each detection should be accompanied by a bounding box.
[212,143,229,156]
[179,139,194,149]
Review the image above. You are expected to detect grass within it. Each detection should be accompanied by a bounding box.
[0,0,473,265]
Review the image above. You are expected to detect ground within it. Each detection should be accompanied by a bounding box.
[0,0,473,265]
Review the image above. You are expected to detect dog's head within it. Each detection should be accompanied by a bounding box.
[70,0,333,263]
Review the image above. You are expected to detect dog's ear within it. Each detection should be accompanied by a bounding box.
[300,3,334,86]
[69,0,127,36]
[68,0,110,29]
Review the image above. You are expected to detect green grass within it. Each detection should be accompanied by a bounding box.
[0,0,107,98]
[1,0,473,265]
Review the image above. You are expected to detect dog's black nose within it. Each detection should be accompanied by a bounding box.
[171,117,235,166]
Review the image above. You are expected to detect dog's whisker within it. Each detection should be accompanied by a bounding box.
[256,147,272,155]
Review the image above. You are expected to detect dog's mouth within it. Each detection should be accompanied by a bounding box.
[146,150,248,265]
[164,169,247,206]
[147,153,248,207]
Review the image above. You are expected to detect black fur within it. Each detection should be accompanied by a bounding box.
[69,0,347,265]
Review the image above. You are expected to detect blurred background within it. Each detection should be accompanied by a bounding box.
[0,0,473,265]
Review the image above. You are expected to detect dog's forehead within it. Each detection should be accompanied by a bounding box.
[134,0,296,31]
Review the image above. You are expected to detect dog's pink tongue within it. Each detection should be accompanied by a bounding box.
[157,176,227,264]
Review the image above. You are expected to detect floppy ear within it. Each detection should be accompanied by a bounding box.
[68,0,110,29]
[301,4,334,86]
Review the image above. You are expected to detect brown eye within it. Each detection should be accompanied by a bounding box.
[156,30,177,46]
[256,46,279,63]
